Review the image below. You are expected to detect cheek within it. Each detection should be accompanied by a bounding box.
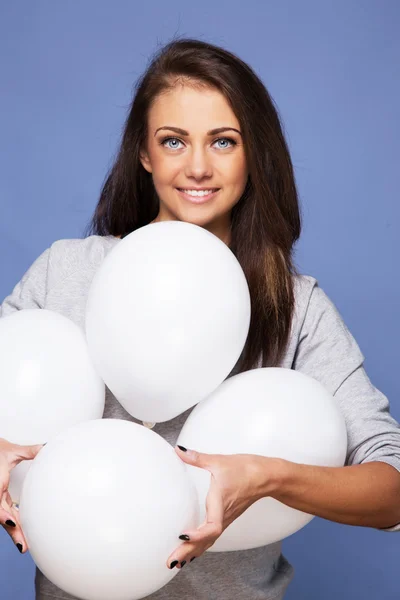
[230,155,248,186]
[152,158,182,187]
[222,148,246,177]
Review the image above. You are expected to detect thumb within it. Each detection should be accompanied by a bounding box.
[175,445,213,470]
[12,443,45,465]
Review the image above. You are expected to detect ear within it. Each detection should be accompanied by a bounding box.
[139,148,153,174]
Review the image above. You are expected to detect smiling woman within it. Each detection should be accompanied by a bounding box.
[90,39,301,375]
[1,36,400,600]
[139,86,248,242]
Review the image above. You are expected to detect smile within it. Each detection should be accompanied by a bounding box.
[176,188,221,204]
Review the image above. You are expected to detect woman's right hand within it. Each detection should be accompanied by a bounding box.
[0,438,44,554]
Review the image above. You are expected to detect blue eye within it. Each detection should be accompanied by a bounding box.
[162,138,183,150]
[215,138,236,149]
[160,137,237,150]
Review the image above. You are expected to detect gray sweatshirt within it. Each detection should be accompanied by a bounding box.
[1,235,400,600]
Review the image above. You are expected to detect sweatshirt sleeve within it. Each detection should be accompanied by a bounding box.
[293,282,400,532]
[0,248,50,317]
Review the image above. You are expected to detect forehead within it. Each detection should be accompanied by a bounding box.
[148,85,239,130]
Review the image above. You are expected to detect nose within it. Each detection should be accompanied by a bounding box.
[184,144,213,181]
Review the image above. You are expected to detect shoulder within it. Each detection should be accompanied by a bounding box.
[46,235,120,291]
[49,235,119,264]
[292,274,346,330]
[292,274,318,329]
[290,274,364,394]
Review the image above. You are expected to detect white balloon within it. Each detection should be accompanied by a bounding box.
[20,419,199,600]
[85,221,251,423]
[0,309,105,503]
[177,367,348,551]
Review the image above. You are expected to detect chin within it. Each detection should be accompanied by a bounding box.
[169,204,217,227]
[180,214,219,231]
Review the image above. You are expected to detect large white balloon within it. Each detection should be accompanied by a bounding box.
[20,419,199,600]
[85,221,251,423]
[0,309,105,503]
[177,367,348,551]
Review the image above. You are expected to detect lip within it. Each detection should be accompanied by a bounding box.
[176,188,221,204]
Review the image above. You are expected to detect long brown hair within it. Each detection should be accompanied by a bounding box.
[86,38,302,371]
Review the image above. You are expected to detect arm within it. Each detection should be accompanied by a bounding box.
[265,458,400,530]
[167,281,400,567]
[1,246,51,553]
[289,284,400,531]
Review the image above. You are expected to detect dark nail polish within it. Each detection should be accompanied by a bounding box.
[177,445,187,452]
[16,543,23,553]
[6,520,16,528]
[179,534,190,541]
[170,560,179,569]
[181,560,187,568]
[190,556,196,562]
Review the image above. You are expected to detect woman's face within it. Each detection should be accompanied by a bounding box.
[140,83,248,243]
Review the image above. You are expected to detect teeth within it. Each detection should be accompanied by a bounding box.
[180,189,216,197]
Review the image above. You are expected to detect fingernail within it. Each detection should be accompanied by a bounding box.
[190,557,196,562]
[169,560,179,569]
[16,543,23,553]
[179,534,190,541]
[180,560,187,568]
[6,520,16,528]
[177,445,187,452]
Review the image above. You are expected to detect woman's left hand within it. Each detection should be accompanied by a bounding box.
[167,445,284,569]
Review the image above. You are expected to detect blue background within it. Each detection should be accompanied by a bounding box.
[1,1,399,598]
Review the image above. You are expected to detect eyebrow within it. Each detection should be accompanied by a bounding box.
[154,126,242,137]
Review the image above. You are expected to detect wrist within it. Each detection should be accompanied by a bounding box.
[251,455,292,500]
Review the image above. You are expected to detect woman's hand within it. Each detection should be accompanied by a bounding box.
[0,438,44,554]
[166,445,283,569]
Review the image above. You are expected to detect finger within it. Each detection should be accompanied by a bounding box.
[1,492,27,553]
[175,446,213,470]
[0,467,13,522]
[166,539,207,569]
[175,477,224,548]
[11,443,44,467]
[0,507,25,553]
[167,529,209,567]
[203,475,224,536]
[10,506,28,553]
[0,464,25,552]
[177,515,219,544]
[0,505,17,529]
[177,526,219,544]
[167,528,218,567]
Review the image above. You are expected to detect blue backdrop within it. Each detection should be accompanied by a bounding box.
[1,1,399,598]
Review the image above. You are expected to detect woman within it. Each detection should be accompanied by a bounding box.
[1,38,400,600]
